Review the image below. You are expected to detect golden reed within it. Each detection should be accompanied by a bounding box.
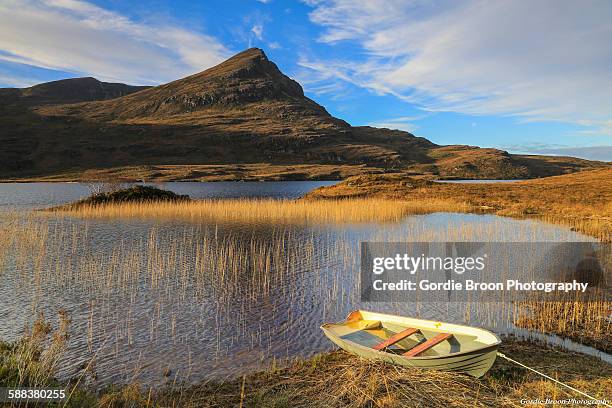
[55,198,471,224]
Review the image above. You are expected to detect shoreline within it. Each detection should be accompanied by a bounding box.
[1,334,609,407]
[1,161,608,184]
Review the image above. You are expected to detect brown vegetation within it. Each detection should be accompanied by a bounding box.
[7,163,372,182]
[515,300,611,352]
[305,169,612,241]
[52,196,468,224]
[103,341,611,407]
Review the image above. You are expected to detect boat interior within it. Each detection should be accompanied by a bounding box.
[331,318,484,357]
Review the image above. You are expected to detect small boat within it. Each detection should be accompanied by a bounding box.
[321,310,501,378]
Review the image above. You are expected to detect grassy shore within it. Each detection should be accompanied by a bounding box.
[1,323,610,408]
[0,163,370,183]
[154,341,612,408]
[305,168,612,241]
[52,196,468,224]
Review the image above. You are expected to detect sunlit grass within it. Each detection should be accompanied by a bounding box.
[51,192,611,241]
[514,299,611,351]
[305,169,612,241]
[53,197,471,224]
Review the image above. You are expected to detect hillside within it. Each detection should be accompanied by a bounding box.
[0,48,607,181]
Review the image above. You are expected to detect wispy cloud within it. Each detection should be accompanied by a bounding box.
[502,143,612,161]
[0,73,39,88]
[304,0,612,135]
[251,24,264,40]
[242,10,270,47]
[0,0,230,84]
[367,114,431,133]
[368,120,417,133]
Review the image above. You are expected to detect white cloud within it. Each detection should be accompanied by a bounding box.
[0,0,230,84]
[0,73,39,87]
[304,0,612,135]
[368,118,417,133]
[251,24,264,40]
[502,144,612,161]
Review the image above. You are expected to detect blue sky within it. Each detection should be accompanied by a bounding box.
[0,0,611,160]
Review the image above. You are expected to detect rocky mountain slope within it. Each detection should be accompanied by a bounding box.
[0,48,606,181]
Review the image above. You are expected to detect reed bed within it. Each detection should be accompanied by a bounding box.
[514,299,611,352]
[0,311,70,388]
[54,197,471,224]
[1,209,609,391]
[306,169,612,241]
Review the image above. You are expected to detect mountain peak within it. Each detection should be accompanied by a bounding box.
[217,48,269,68]
[192,47,291,85]
[51,48,312,119]
[233,47,268,59]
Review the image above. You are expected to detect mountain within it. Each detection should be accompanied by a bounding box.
[0,48,607,181]
[2,77,149,106]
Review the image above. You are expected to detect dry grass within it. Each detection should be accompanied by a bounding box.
[121,340,611,408]
[52,197,470,224]
[2,326,609,407]
[306,169,612,241]
[7,163,373,183]
[514,300,611,352]
[0,311,70,388]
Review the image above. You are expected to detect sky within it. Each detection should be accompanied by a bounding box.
[0,0,611,161]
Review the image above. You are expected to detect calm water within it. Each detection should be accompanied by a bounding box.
[0,182,603,387]
[0,181,337,209]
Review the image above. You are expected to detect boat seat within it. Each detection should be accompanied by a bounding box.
[372,327,419,351]
[403,333,453,357]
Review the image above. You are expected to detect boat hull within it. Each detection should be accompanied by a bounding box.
[321,310,501,378]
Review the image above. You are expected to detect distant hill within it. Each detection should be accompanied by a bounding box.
[0,48,607,181]
[3,77,149,106]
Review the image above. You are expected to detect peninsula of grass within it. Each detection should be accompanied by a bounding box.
[305,168,612,241]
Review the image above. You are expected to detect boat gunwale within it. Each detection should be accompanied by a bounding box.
[320,309,502,361]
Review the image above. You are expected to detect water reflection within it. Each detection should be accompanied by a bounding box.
[0,181,337,209]
[0,209,600,386]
